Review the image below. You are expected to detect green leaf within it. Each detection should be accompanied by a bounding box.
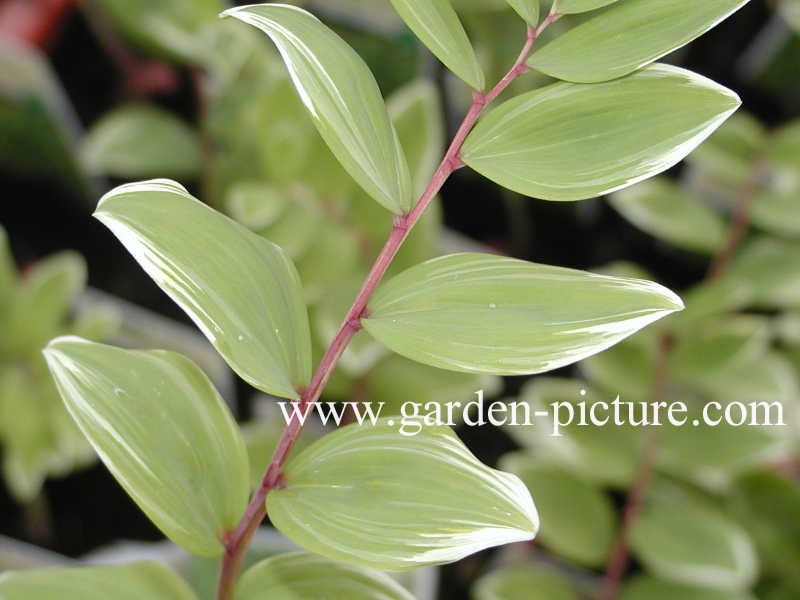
[580,331,657,401]
[43,337,250,556]
[553,0,620,15]
[609,179,727,255]
[462,64,740,201]
[237,553,414,600]
[619,576,757,600]
[472,565,578,600]
[388,80,446,197]
[629,497,758,590]
[500,457,616,566]
[727,237,800,309]
[0,251,86,358]
[686,111,766,188]
[527,0,750,82]
[506,378,643,487]
[93,0,222,62]
[750,192,800,238]
[729,471,800,590]
[95,179,311,400]
[81,105,201,179]
[0,562,197,600]
[369,354,502,417]
[767,121,800,191]
[267,420,538,570]
[388,0,484,90]
[222,4,414,214]
[363,253,683,375]
[504,0,540,26]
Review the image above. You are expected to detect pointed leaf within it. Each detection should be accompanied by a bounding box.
[363,253,683,375]
[388,80,446,196]
[388,0,484,90]
[237,553,414,600]
[222,4,413,214]
[461,64,740,201]
[267,420,539,570]
[43,337,250,556]
[553,0,620,14]
[527,0,751,83]
[95,179,311,400]
[629,498,758,590]
[504,0,540,26]
[0,562,197,600]
[609,178,727,254]
[81,105,201,179]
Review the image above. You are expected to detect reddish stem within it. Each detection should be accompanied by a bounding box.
[600,332,672,600]
[707,157,765,280]
[601,147,764,599]
[215,15,559,600]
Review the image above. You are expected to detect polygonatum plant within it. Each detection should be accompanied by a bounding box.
[0,1,755,599]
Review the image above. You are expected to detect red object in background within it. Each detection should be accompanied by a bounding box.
[0,0,76,48]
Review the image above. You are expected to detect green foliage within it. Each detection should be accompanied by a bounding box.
[96,179,312,400]
[44,338,250,556]
[364,253,683,375]
[610,179,728,255]
[81,105,202,179]
[503,0,540,26]
[472,565,578,600]
[629,496,759,590]
[222,4,414,214]
[12,1,791,599]
[267,421,538,570]
[92,0,223,62]
[528,0,750,82]
[462,64,740,201]
[501,456,616,567]
[0,562,197,600]
[0,234,118,502]
[237,553,414,600]
[388,0,485,90]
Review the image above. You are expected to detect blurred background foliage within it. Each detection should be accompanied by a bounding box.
[0,0,799,599]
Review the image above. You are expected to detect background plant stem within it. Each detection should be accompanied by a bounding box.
[599,150,764,600]
[215,12,560,600]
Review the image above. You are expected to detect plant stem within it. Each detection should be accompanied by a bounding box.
[215,14,559,600]
[600,151,763,599]
[707,156,765,280]
[599,331,672,600]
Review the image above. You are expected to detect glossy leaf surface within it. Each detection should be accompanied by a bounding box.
[267,421,538,570]
[462,65,740,201]
[389,0,484,90]
[96,179,311,400]
[364,253,683,375]
[43,338,250,556]
[223,4,413,214]
[237,553,414,600]
[0,562,197,600]
[528,0,750,82]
